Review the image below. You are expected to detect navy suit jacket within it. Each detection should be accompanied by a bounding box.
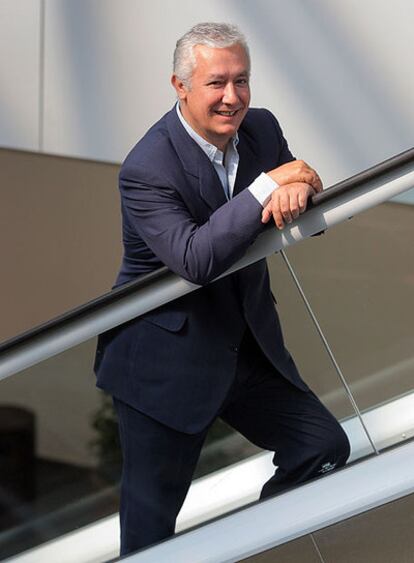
[95,106,308,433]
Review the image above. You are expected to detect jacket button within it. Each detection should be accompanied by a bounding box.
[231,345,239,353]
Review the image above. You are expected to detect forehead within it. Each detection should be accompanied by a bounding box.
[192,44,249,77]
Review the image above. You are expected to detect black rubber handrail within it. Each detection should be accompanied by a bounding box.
[311,146,414,206]
[1,146,413,356]
[0,266,172,355]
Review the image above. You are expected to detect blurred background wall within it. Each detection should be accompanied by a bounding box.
[1,0,413,187]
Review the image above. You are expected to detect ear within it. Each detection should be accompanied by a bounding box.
[171,74,188,101]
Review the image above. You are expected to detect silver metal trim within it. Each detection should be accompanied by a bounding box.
[122,440,414,563]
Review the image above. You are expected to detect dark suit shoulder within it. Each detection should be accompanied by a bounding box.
[240,107,294,168]
[241,107,284,141]
[120,111,179,183]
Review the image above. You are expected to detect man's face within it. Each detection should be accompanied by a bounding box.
[172,43,250,151]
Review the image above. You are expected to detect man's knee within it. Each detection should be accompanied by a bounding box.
[315,420,350,474]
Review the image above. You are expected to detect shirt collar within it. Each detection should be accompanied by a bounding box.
[176,102,239,163]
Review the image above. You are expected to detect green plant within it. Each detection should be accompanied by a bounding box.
[90,392,122,482]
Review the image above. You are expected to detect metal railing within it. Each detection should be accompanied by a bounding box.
[0,147,413,381]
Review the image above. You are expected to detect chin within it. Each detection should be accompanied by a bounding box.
[217,121,239,133]
[220,125,239,137]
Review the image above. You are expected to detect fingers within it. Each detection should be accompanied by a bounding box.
[261,182,314,229]
[267,160,323,193]
[278,188,292,226]
[313,172,323,193]
[263,158,322,229]
[261,205,272,224]
[301,162,322,193]
[296,161,323,193]
[298,187,311,212]
[273,205,285,230]
[289,190,300,219]
[297,161,321,193]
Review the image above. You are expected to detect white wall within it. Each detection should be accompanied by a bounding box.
[0,0,41,151]
[0,0,413,189]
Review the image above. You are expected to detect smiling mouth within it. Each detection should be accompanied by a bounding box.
[214,110,240,117]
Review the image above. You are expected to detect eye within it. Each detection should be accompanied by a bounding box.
[236,78,248,86]
[207,81,224,87]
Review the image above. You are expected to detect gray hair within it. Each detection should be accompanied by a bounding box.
[173,22,250,88]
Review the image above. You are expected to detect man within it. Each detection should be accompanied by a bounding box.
[95,22,350,555]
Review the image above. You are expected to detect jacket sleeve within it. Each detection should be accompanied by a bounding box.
[120,167,265,286]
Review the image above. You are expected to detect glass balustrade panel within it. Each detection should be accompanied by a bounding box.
[273,198,414,453]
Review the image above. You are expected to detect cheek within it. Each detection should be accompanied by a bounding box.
[207,93,224,111]
[242,90,251,105]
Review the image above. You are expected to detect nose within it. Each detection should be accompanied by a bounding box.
[222,82,238,105]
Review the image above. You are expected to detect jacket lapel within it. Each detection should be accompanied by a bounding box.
[166,108,227,212]
[198,161,227,210]
[233,132,263,196]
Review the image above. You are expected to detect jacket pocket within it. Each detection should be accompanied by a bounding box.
[141,309,187,332]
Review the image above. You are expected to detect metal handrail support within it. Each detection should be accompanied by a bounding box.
[280,249,379,455]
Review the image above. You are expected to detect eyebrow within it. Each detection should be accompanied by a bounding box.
[206,71,249,80]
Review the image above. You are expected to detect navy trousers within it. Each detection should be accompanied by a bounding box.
[113,329,350,555]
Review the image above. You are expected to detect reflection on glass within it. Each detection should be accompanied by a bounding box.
[277,201,414,453]
[0,339,119,560]
[267,251,377,461]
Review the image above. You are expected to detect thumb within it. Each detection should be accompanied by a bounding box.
[262,206,272,224]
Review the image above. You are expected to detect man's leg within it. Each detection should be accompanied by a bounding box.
[113,398,208,555]
[220,331,350,499]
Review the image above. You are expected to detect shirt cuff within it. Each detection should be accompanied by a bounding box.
[248,172,278,207]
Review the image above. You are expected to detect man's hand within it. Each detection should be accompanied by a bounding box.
[262,182,315,229]
[267,160,323,192]
[262,161,323,230]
